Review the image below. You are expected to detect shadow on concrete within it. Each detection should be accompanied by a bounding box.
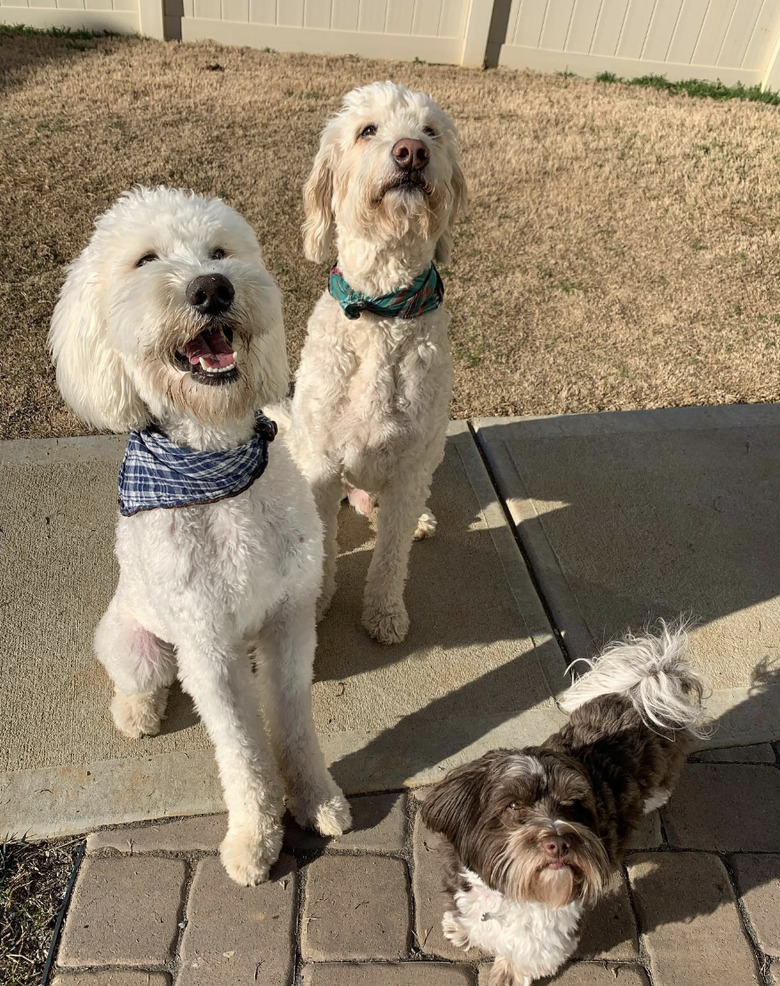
[474,408,780,699]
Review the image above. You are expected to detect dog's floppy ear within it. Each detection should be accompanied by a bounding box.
[435,156,467,266]
[421,755,487,843]
[49,251,149,433]
[302,133,336,263]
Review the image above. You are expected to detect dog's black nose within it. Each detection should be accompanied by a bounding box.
[392,138,429,172]
[186,274,235,315]
[543,836,570,858]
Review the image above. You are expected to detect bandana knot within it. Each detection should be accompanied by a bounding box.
[118,412,277,517]
[329,264,444,320]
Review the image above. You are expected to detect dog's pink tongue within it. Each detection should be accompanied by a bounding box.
[183,328,235,369]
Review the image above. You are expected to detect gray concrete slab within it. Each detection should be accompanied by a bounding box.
[474,405,780,747]
[0,423,567,839]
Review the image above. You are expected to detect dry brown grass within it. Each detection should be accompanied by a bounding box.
[2,32,780,439]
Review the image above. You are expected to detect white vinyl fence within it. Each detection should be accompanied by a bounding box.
[4,0,780,90]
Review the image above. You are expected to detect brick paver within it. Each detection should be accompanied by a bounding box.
[692,744,776,764]
[663,765,780,851]
[53,752,779,986]
[478,961,648,984]
[87,815,226,854]
[628,851,758,986]
[730,854,780,956]
[576,873,638,960]
[178,855,296,986]
[284,792,407,852]
[302,962,475,985]
[301,854,410,960]
[628,810,663,850]
[58,856,186,967]
[412,809,483,961]
[53,975,171,986]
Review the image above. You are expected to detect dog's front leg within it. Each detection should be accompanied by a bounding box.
[256,599,352,837]
[362,478,429,644]
[177,639,284,885]
[487,957,533,986]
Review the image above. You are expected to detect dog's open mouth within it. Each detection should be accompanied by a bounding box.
[174,326,238,385]
[380,172,432,198]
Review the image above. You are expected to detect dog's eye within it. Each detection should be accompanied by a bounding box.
[135,253,157,268]
[423,126,437,138]
[358,124,377,139]
[507,802,522,812]
[211,248,226,260]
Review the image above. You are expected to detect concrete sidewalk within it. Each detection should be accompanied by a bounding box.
[475,405,780,746]
[1,422,566,839]
[2,409,780,840]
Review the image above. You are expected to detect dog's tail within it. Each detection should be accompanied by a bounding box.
[559,622,710,738]
[265,398,292,437]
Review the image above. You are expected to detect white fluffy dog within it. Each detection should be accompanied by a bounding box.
[288,81,466,644]
[49,186,350,885]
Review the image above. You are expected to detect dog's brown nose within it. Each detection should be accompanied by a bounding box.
[543,836,570,858]
[392,138,430,171]
[187,274,234,315]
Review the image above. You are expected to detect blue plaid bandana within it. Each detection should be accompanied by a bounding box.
[118,412,277,517]
[329,263,444,320]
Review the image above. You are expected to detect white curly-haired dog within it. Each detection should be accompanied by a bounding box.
[48,186,351,885]
[288,81,466,644]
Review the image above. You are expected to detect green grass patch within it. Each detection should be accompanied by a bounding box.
[0,23,116,40]
[595,71,780,105]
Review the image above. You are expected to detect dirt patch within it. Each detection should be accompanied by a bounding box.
[0,838,82,986]
[2,34,779,439]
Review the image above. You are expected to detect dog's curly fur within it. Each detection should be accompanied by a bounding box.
[288,81,467,644]
[49,186,350,885]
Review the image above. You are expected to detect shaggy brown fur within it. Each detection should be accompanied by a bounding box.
[422,695,692,908]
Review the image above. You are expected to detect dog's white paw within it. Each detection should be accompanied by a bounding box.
[314,793,353,837]
[219,823,283,886]
[487,957,530,986]
[442,910,471,949]
[289,785,352,838]
[413,511,437,540]
[363,598,409,644]
[110,688,168,738]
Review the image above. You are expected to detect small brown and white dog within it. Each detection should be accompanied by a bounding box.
[421,625,708,986]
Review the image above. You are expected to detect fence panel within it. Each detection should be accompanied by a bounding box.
[0,0,145,34]
[178,0,475,65]
[499,0,780,87]
[4,0,780,88]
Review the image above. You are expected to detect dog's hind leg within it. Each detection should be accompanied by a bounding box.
[95,596,175,739]
[177,637,284,886]
[311,474,343,620]
[363,477,429,644]
[256,599,352,838]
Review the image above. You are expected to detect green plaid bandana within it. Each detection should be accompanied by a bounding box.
[329,264,444,320]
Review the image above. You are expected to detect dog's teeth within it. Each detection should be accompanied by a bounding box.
[198,356,237,374]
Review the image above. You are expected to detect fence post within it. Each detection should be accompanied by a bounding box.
[762,23,780,91]
[138,0,166,39]
[460,0,496,68]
